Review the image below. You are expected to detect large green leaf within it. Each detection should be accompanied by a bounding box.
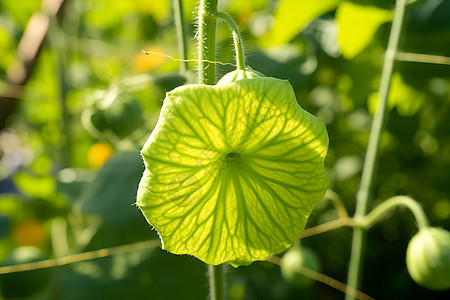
[137,77,328,266]
[336,1,393,59]
[261,0,339,46]
[80,152,145,229]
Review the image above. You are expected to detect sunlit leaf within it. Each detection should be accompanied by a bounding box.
[137,77,328,266]
[261,0,339,46]
[336,1,393,59]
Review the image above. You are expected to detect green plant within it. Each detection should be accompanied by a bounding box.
[0,0,449,299]
[135,0,450,299]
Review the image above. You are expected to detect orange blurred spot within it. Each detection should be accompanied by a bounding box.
[132,47,166,72]
[12,220,46,247]
[88,142,114,168]
[238,8,254,25]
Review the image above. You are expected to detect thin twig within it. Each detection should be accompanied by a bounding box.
[142,50,237,67]
[396,52,450,65]
[0,240,160,275]
[301,217,353,238]
[346,0,407,298]
[265,256,374,300]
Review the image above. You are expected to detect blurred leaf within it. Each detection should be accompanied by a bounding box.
[56,168,95,204]
[1,0,41,29]
[336,1,393,59]
[79,151,143,228]
[247,43,315,86]
[368,73,426,116]
[432,199,450,221]
[13,172,56,198]
[0,195,27,221]
[262,0,339,46]
[227,0,269,13]
[31,155,53,176]
[408,0,450,31]
[333,155,362,181]
[135,0,170,21]
[226,0,269,24]
[0,26,15,71]
[0,215,9,238]
[84,0,134,29]
[22,49,61,125]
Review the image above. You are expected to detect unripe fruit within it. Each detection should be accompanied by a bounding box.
[281,244,321,288]
[83,92,143,139]
[406,227,450,291]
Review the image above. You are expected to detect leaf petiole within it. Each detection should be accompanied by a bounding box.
[355,196,430,230]
[212,12,246,71]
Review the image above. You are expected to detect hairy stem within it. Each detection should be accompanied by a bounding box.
[197,0,219,84]
[345,0,407,298]
[213,12,246,70]
[197,1,226,299]
[208,264,225,300]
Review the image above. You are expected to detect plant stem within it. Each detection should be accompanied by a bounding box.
[208,264,225,300]
[300,217,352,238]
[173,0,188,75]
[197,0,219,84]
[324,189,349,218]
[213,12,246,70]
[395,52,450,65]
[359,196,429,230]
[345,0,407,298]
[197,1,226,299]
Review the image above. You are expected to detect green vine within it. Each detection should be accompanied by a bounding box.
[346,0,407,298]
[358,196,430,230]
[208,264,225,300]
[196,1,224,299]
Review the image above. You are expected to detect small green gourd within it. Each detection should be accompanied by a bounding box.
[83,91,143,139]
[281,244,321,287]
[406,227,450,291]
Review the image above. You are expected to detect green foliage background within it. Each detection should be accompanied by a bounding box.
[0,0,449,299]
